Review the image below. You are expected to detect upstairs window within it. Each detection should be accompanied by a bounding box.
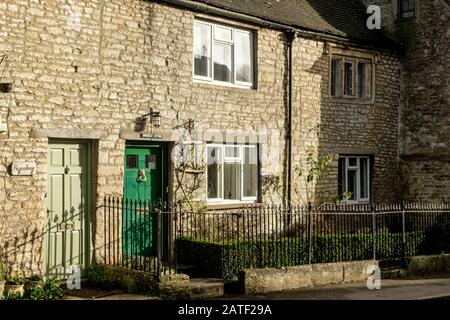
[193,20,254,87]
[331,55,373,100]
[398,0,416,18]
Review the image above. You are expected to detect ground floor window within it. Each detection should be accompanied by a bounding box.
[338,155,371,203]
[207,144,258,203]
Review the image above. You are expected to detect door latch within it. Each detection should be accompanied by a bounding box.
[64,165,70,174]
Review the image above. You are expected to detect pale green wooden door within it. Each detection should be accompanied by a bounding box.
[45,142,90,279]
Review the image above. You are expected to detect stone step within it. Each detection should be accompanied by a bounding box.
[188,278,224,300]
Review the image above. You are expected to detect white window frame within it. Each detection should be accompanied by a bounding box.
[193,20,254,89]
[339,156,371,204]
[206,144,259,204]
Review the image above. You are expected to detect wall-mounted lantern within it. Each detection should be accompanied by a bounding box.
[149,108,161,128]
[140,108,162,140]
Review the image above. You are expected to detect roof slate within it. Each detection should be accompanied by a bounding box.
[162,0,398,49]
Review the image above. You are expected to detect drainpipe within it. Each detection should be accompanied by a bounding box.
[285,30,296,210]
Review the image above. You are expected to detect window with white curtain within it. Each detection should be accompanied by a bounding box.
[193,20,254,88]
[206,144,258,203]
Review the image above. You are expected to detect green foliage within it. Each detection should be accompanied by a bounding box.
[2,291,23,300]
[26,277,63,300]
[5,275,26,285]
[86,264,158,295]
[0,257,4,282]
[178,231,426,281]
[28,275,43,282]
[1,277,63,300]
[334,192,353,205]
[293,146,333,205]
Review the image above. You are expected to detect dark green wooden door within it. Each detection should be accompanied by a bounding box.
[123,145,165,261]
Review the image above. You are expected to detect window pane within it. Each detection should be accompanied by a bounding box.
[145,154,156,170]
[365,63,372,98]
[331,59,341,96]
[338,158,346,198]
[225,145,239,158]
[243,147,258,198]
[347,169,357,200]
[214,26,232,42]
[214,42,232,82]
[207,147,222,199]
[194,22,212,77]
[358,63,366,98]
[344,62,354,96]
[126,155,138,169]
[399,0,415,17]
[224,162,241,200]
[349,157,357,167]
[235,31,253,83]
[360,158,369,199]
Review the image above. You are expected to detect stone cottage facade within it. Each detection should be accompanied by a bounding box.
[0,0,417,277]
[366,0,450,201]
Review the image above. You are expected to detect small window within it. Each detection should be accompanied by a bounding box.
[398,0,415,18]
[126,155,138,169]
[145,154,156,169]
[338,156,371,203]
[331,54,373,100]
[193,20,254,88]
[206,144,259,203]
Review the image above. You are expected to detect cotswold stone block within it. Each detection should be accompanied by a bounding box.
[311,262,344,286]
[241,265,313,295]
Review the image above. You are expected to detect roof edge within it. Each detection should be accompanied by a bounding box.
[158,0,402,52]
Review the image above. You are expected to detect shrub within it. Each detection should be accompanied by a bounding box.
[27,278,63,300]
[86,264,158,295]
[177,231,427,281]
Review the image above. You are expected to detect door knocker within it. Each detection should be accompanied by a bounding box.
[136,169,147,182]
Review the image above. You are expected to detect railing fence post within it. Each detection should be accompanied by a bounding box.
[402,202,407,264]
[372,204,377,261]
[157,207,162,280]
[308,203,313,265]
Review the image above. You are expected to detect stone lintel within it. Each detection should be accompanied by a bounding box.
[30,128,108,139]
[333,146,378,155]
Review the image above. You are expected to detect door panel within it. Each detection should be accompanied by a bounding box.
[123,145,165,260]
[45,142,90,279]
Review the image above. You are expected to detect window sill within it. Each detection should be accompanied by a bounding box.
[396,15,416,22]
[206,202,261,210]
[329,96,375,105]
[193,78,254,90]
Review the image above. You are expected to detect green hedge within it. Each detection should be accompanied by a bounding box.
[177,231,426,281]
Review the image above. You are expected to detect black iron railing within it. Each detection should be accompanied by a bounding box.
[102,198,450,280]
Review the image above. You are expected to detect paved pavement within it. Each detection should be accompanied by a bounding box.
[62,273,450,300]
[63,288,159,300]
[220,273,450,300]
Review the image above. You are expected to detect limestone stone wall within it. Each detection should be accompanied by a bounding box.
[0,0,400,275]
[364,0,450,201]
